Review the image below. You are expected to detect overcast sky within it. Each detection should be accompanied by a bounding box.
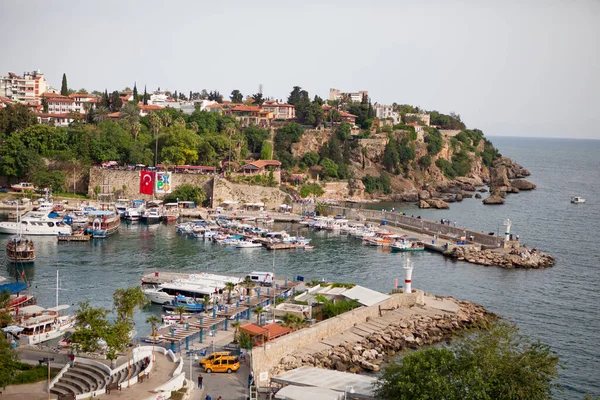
[1,0,598,139]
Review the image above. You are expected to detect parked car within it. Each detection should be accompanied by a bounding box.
[203,356,240,374]
[199,351,232,367]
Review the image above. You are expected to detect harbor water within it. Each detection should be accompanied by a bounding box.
[1,136,599,398]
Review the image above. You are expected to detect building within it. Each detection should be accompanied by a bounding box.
[404,113,430,126]
[374,104,400,124]
[262,100,296,120]
[238,160,282,183]
[230,105,273,127]
[339,110,358,125]
[42,93,75,114]
[68,93,97,114]
[36,113,82,127]
[139,104,164,117]
[0,70,48,104]
[329,88,368,103]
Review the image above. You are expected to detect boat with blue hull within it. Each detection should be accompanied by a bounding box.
[162,296,206,313]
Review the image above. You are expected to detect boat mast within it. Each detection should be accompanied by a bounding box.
[56,269,59,309]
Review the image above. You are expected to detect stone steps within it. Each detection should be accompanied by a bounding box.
[53,381,80,396]
[63,371,97,391]
[58,376,87,393]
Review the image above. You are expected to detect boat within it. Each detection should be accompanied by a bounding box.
[115,198,130,216]
[86,207,120,238]
[143,207,162,223]
[3,270,75,346]
[235,241,263,249]
[162,203,180,222]
[161,295,206,313]
[0,281,36,310]
[123,199,146,221]
[571,196,585,204]
[10,182,37,192]
[391,239,425,252]
[0,211,72,236]
[5,204,35,263]
[57,229,91,242]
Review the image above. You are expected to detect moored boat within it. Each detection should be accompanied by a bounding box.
[6,236,35,263]
[10,182,37,192]
[161,295,206,313]
[391,239,425,252]
[87,207,120,238]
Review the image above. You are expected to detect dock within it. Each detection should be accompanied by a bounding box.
[57,234,91,242]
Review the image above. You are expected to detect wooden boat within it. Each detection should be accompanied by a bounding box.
[5,204,35,263]
[57,229,91,242]
[87,206,120,238]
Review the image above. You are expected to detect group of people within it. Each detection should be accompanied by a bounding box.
[440,218,457,227]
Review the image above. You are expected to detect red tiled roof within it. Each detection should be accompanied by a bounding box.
[206,104,222,109]
[36,112,82,118]
[231,105,262,113]
[339,111,357,118]
[263,103,294,108]
[263,323,292,339]
[240,323,269,336]
[139,104,163,111]
[242,160,282,169]
[107,112,121,118]
[41,92,67,98]
[68,93,95,99]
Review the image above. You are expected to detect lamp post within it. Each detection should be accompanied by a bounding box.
[344,385,355,400]
[189,351,194,392]
[43,357,54,400]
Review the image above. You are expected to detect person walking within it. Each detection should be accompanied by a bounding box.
[205,395,211,400]
[198,375,203,389]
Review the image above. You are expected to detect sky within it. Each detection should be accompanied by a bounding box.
[1,0,599,139]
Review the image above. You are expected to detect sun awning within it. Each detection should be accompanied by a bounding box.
[2,325,24,333]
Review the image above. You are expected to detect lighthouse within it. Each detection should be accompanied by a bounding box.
[503,218,512,242]
[403,260,413,294]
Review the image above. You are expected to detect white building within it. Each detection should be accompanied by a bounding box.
[262,100,296,120]
[42,93,75,114]
[329,88,369,103]
[68,93,97,114]
[374,104,400,124]
[0,70,48,104]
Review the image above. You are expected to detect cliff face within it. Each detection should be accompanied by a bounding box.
[289,127,533,204]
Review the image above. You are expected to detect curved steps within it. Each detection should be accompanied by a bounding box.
[58,376,87,393]
[73,363,109,388]
[50,386,70,397]
[63,371,97,391]
[53,381,80,395]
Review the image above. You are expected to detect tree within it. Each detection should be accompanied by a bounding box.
[0,103,38,138]
[109,91,123,112]
[242,277,255,296]
[260,141,273,160]
[224,282,236,304]
[132,82,138,103]
[320,158,338,178]
[41,97,49,113]
[61,73,69,96]
[163,184,206,205]
[0,333,19,389]
[71,300,110,355]
[93,106,110,124]
[251,92,264,106]
[143,85,149,105]
[301,151,320,167]
[244,125,269,153]
[174,305,187,323]
[113,286,148,323]
[231,321,241,343]
[207,90,223,103]
[253,306,265,326]
[287,86,303,105]
[374,321,560,400]
[230,90,243,103]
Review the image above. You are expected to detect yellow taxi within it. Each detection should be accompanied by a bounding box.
[199,351,232,367]
[203,356,240,374]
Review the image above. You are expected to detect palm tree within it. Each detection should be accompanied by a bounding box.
[145,315,161,361]
[224,282,236,304]
[253,306,264,326]
[121,103,140,125]
[160,112,172,127]
[148,112,161,167]
[223,121,237,172]
[174,305,187,324]
[242,277,255,296]
[93,106,109,123]
[189,121,199,133]
[231,321,241,343]
[131,122,141,142]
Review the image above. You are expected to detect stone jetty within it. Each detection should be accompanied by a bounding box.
[270,296,493,376]
[445,245,554,269]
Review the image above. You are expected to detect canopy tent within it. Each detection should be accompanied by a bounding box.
[275,385,343,400]
[0,282,27,294]
[2,325,24,334]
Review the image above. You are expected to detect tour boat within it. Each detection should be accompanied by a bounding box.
[10,182,37,192]
[571,196,585,204]
[6,306,76,346]
[87,208,120,238]
[0,211,72,236]
[5,204,35,263]
[0,281,36,310]
[236,241,263,249]
[391,239,425,252]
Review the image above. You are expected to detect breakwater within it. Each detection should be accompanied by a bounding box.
[269,295,493,377]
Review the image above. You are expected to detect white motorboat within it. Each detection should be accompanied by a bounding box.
[124,200,146,221]
[11,182,37,192]
[0,211,72,236]
[236,241,263,248]
[8,308,76,345]
[144,207,162,223]
[571,196,585,204]
[115,198,130,216]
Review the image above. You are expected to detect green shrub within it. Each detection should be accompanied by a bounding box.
[419,154,432,168]
[362,173,392,195]
[425,129,443,155]
[11,364,60,385]
[299,183,324,198]
[435,158,456,179]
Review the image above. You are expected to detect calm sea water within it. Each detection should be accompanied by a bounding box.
[1,136,599,398]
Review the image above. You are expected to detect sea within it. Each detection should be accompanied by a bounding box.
[1,136,599,398]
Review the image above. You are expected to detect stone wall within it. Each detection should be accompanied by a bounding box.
[88,168,213,201]
[251,291,423,387]
[212,177,291,210]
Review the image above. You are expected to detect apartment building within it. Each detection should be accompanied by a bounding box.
[262,100,296,120]
[373,104,400,125]
[230,105,274,127]
[0,70,48,104]
[42,92,75,114]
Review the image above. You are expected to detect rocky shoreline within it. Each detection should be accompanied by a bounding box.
[445,246,555,269]
[272,297,493,376]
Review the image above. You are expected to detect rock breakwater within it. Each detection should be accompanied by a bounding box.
[445,246,554,269]
[271,298,493,376]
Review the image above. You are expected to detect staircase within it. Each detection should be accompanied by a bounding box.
[50,360,147,398]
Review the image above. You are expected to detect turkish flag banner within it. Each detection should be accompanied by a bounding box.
[140,170,154,195]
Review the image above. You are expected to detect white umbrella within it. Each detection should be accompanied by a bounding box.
[2,325,24,334]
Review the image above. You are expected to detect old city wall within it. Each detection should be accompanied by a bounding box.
[87,168,213,200]
[212,177,291,210]
[251,291,424,387]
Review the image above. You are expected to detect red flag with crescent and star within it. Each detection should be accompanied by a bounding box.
[140,170,154,195]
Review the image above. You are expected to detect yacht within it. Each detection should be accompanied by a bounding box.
[571,196,585,204]
[6,305,76,346]
[123,199,146,221]
[115,198,130,216]
[0,211,72,236]
[11,182,37,192]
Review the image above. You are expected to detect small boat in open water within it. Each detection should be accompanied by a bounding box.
[571,196,585,204]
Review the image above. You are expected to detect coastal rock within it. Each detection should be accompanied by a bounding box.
[489,165,510,188]
[455,194,463,202]
[460,183,476,192]
[510,179,536,190]
[483,194,505,205]
[506,187,520,194]
[478,188,488,193]
[418,190,431,200]
[444,197,456,203]
[395,191,419,202]
[475,193,482,199]
[427,199,450,209]
[462,193,473,199]
[418,200,431,209]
